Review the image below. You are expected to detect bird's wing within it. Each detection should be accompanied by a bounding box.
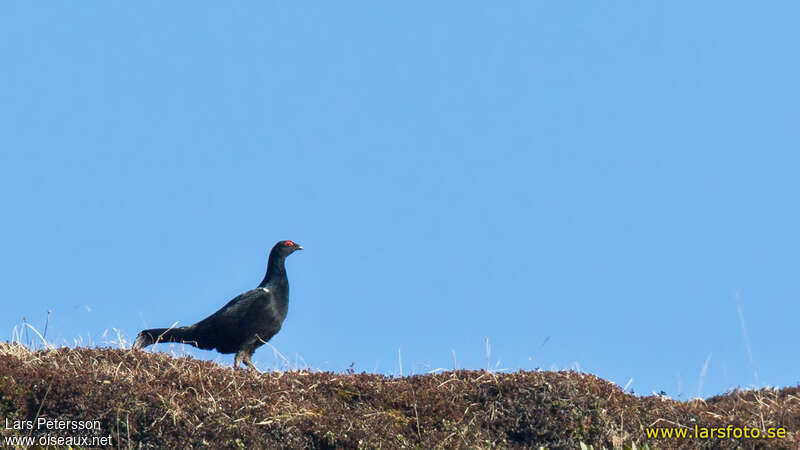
[206,287,273,322]
[184,287,273,346]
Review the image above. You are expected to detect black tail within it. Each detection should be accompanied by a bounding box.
[133,326,201,349]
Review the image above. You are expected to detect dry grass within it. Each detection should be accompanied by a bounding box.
[0,343,797,449]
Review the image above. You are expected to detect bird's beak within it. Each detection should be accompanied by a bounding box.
[296,245,303,250]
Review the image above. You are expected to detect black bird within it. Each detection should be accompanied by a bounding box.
[133,240,303,370]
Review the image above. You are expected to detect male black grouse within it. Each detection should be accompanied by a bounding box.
[133,240,303,370]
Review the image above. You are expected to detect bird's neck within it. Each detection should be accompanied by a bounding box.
[259,255,288,288]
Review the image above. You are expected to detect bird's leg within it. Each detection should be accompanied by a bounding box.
[234,349,258,371]
[243,351,258,372]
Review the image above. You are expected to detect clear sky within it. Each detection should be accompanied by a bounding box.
[2,2,798,399]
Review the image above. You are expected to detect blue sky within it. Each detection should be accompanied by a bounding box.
[2,2,798,398]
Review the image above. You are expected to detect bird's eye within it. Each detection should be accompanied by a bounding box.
[285,240,295,246]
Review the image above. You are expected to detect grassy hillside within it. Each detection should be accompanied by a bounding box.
[0,343,797,449]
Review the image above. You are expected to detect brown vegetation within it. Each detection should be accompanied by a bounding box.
[0,343,797,449]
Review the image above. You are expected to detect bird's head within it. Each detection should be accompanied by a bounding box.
[274,240,303,256]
